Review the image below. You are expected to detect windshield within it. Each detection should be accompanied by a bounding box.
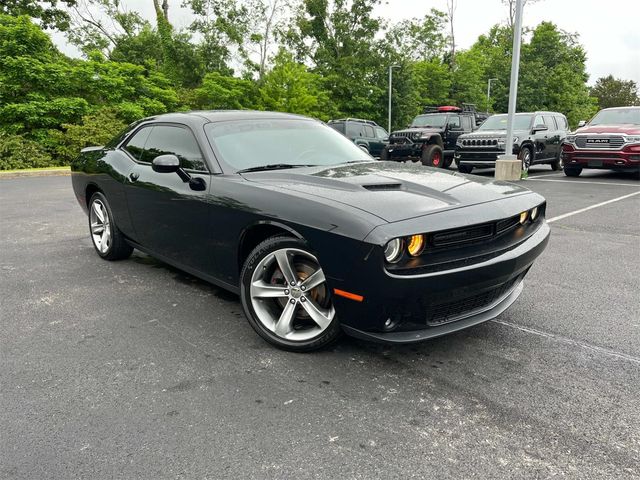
[479,114,533,131]
[411,114,448,128]
[589,108,640,126]
[204,119,371,171]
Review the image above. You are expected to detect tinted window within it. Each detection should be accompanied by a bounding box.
[141,125,207,172]
[364,125,375,137]
[123,127,152,160]
[448,116,461,128]
[556,116,568,130]
[328,122,345,134]
[205,119,371,170]
[543,115,556,129]
[478,114,533,131]
[346,122,364,137]
[534,115,545,127]
[375,126,388,139]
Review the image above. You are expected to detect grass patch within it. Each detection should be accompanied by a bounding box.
[0,166,70,174]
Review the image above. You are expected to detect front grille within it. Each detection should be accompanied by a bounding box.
[432,223,493,247]
[391,132,419,142]
[426,276,520,326]
[575,135,624,149]
[461,138,499,147]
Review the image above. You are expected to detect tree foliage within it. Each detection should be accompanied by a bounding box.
[0,3,625,169]
[590,75,640,109]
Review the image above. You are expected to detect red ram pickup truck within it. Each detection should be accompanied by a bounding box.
[561,106,640,177]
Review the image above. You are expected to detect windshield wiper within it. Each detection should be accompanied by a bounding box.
[237,164,312,173]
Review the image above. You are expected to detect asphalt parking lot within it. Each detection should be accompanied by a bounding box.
[1,167,639,479]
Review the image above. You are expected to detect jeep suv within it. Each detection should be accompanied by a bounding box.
[455,111,569,174]
[327,118,389,157]
[380,105,480,168]
[561,107,640,177]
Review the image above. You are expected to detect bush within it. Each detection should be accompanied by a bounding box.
[0,132,52,170]
[50,108,127,164]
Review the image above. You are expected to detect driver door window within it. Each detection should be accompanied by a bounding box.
[448,116,461,128]
[140,125,208,172]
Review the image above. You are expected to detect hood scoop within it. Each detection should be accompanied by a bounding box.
[362,183,403,191]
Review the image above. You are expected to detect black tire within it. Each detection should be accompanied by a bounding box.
[240,236,342,352]
[458,164,473,174]
[444,157,453,169]
[88,192,133,261]
[550,151,563,171]
[563,166,582,177]
[518,146,533,173]
[421,144,445,168]
[380,146,390,161]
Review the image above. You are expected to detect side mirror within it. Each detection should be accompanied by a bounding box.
[577,120,586,127]
[532,124,548,133]
[152,154,180,173]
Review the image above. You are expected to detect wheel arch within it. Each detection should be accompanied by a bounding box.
[85,182,102,208]
[424,135,444,149]
[238,221,305,272]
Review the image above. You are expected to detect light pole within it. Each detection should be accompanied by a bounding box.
[487,78,498,112]
[495,0,524,181]
[388,65,400,133]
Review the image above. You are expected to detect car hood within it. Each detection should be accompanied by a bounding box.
[575,124,640,135]
[241,161,532,223]
[460,129,528,138]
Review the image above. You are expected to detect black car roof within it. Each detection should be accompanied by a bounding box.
[146,110,313,125]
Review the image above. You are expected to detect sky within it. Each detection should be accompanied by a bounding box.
[51,0,640,86]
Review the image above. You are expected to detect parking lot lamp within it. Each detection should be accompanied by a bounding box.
[388,65,400,133]
[495,0,524,181]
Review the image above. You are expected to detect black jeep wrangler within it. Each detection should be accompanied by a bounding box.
[381,105,482,168]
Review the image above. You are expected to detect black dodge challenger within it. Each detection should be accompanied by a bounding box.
[71,110,549,351]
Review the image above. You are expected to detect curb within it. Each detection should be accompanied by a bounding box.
[0,168,71,179]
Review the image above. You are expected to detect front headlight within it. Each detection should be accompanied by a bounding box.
[530,206,539,221]
[384,238,403,263]
[565,135,576,143]
[625,135,640,143]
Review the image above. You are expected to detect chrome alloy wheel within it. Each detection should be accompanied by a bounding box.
[89,199,112,254]
[249,248,335,342]
[521,148,532,172]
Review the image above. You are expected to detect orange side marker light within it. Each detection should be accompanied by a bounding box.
[333,288,364,302]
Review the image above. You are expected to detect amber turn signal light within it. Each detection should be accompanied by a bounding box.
[407,234,425,256]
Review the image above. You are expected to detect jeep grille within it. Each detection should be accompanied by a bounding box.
[575,135,624,149]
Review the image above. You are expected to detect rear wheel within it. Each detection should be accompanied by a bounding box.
[380,146,390,161]
[550,151,563,171]
[240,236,341,352]
[421,144,445,168]
[564,166,582,177]
[458,164,473,174]
[88,192,133,260]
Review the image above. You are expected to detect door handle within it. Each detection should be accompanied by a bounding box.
[129,172,139,182]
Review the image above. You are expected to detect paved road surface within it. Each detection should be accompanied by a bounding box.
[1,168,639,479]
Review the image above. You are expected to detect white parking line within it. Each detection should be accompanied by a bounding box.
[528,172,564,178]
[493,319,640,365]
[527,178,640,187]
[546,191,640,224]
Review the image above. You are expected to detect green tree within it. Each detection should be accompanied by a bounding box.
[387,9,448,62]
[258,50,336,119]
[590,75,640,109]
[191,72,258,110]
[1,0,76,31]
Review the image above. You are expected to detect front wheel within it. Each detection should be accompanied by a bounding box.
[564,166,582,177]
[88,192,133,261]
[518,146,533,173]
[421,144,445,167]
[379,146,390,161]
[240,236,342,352]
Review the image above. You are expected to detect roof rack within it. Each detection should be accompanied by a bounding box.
[328,118,377,125]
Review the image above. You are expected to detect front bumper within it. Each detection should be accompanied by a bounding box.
[388,143,454,160]
[455,146,520,167]
[562,144,640,171]
[330,222,550,344]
